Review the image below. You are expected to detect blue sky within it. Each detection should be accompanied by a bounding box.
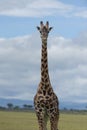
[0,16,87,38]
[0,0,87,38]
[60,0,87,6]
[0,0,87,104]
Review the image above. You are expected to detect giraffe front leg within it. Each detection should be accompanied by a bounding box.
[50,114,59,130]
[36,112,47,130]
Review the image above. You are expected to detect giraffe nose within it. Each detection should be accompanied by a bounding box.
[43,32,48,37]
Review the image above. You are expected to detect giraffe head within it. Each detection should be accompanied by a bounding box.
[37,21,52,41]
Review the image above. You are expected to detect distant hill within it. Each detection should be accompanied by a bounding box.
[59,101,87,110]
[0,98,87,110]
[0,98,33,108]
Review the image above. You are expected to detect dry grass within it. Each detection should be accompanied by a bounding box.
[0,110,87,130]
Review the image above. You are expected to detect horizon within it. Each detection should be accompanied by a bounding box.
[0,98,87,110]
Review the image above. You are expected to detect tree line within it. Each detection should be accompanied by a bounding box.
[0,103,33,111]
[0,103,87,112]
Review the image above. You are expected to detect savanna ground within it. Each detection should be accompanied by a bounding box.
[0,110,87,130]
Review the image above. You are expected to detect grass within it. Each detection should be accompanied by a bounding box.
[0,110,87,130]
[59,112,87,130]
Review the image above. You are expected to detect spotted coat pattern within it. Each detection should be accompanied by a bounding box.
[34,21,59,130]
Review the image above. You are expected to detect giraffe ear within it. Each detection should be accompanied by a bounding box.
[37,26,40,31]
[49,27,53,32]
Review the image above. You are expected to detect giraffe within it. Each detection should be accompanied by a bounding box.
[34,21,59,130]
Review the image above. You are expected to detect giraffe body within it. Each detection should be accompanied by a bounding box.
[34,21,59,130]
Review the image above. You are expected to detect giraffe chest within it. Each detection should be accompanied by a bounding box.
[36,85,57,104]
[34,91,58,114]
[34,82,59,113]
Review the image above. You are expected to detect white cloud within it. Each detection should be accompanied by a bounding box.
[74,9,87,18]
[0,31,87,103]
[0,34,40,100]
[48,32,87,102]
[0,0,87,18]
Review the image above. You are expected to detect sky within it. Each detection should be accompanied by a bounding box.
[0,0,87,104]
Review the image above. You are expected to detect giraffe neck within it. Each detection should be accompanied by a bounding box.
[41,39,51,86]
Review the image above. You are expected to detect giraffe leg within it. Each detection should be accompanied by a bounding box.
[36,112,48,130]
[50,114,59,130]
